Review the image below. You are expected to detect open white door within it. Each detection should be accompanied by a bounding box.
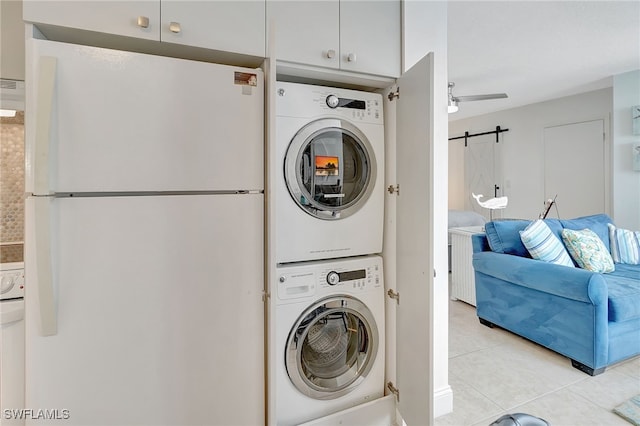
[394,53,434,425]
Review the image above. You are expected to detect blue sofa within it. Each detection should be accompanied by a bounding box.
[471,214,640,375]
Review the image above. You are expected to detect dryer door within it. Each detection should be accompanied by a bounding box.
[285,295,378,400]
[284,119,376,220]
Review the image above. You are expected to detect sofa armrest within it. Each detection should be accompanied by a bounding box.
[472,251,607,305]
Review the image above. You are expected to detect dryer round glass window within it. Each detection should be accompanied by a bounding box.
[285,295,378,400]
[284,119,376,220]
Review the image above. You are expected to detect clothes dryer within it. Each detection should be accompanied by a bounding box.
[271,255,385,425]
[275,82,384,263]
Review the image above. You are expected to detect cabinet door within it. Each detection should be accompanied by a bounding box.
[267,0,339,69]
[23,0,160,41]
[395,53,434,426]
[161,1,265,57]
[340,0,400,77]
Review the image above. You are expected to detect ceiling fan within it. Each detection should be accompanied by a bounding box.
[448,82,508,113]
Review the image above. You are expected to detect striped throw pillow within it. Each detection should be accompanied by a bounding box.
[519,220,574,267]
[608,223,640,265]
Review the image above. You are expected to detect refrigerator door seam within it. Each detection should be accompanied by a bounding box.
[50,190,264,198]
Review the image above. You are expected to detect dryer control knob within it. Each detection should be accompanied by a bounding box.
[326,271,340,285]
[1,275,15,294]
[326,95,339,109]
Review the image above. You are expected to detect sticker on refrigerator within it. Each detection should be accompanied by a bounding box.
[235,72,257,95]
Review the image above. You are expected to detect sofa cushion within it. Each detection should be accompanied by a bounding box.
[562,228,615,273]
[485,219,563,257]
[609,263,640,280]
[560,214,612,252]
[606,274,640,322]
[520,220,574,267]
[608,223,640,265]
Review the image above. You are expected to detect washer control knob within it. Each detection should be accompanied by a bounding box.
[326,95,339,109]
[326,271,340,286]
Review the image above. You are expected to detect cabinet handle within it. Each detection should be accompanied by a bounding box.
[326,49,336,59]
[169,22,181,34]
[347,53,357,62]
[137,16,149,29]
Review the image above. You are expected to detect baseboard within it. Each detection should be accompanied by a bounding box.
[434,385,453,418]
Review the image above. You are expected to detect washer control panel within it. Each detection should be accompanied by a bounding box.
[1,268,25,300]
[275,81,383,125]
[276,255,383,302]
[320,261,381,292]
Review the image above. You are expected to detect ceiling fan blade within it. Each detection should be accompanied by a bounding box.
[454,93,508,102]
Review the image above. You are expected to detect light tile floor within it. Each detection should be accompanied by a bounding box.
[435,299,640,426]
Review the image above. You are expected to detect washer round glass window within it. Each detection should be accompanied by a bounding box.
[285,296,378,400]
[284,119,376,220]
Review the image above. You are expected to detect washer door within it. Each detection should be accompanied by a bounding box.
[285,295,379,400]
[284,119,376,220]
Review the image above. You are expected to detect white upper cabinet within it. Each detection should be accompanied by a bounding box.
[23,1,160,41]
[160,1,265,57]
[23,1,266,57]
[268,0,400,78]
[267,0,340,68]
[339,1,400,77]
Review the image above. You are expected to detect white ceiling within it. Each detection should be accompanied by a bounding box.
[447,0,640,121]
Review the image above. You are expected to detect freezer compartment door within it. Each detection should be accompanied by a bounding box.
[24,194,264,425]
[26,38,264,194]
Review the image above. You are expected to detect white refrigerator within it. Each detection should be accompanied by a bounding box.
[23,38,264,425]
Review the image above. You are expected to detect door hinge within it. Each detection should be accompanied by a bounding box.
[387,289,400,304]
[387,184,400,196]
[387,381,400,402]
[387,87,399,102]
[262,291,270,302]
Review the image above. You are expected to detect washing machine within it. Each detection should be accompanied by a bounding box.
[275,82,384,264]
[272,255,385,425]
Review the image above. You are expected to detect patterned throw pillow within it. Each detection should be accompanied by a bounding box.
[608,223,640,265]
[561,228,615,273]
[519,220,574,267]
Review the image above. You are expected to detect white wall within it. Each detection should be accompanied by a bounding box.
[613,70,640,230]
[449,88,613,220]
[402,0,452,418]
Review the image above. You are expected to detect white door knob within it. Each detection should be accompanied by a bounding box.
[137,16,149,29]
[326,49,336,59]
[347,53,356,62]
[169,22,181,33]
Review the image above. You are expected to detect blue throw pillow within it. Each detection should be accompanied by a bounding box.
[560,214,612,252]
[520,220,575,267]
[484,220,530,256]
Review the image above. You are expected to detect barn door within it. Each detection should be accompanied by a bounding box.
[464,132,504,220]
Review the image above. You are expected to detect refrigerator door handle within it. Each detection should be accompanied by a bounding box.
[34,56,57,196]
[34,196,57,336]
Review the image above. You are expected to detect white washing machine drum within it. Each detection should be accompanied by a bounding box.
[284,118,376,220]
[285,295,379,400]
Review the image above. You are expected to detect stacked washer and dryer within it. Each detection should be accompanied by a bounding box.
[271,82,386,425]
